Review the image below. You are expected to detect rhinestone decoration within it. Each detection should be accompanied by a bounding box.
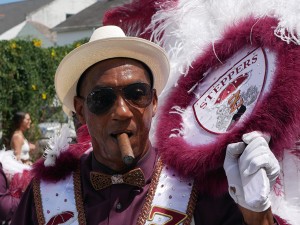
[111,175,124,184]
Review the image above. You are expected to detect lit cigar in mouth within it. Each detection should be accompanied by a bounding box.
[116,133,135,166]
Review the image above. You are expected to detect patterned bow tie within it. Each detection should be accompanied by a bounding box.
[90,168,145,190]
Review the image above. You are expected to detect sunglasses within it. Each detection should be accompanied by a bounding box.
[79,83,155,115]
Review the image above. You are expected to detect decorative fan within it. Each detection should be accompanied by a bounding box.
[155,17,300,194]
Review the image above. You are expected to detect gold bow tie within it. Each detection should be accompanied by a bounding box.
[90,168,145,190]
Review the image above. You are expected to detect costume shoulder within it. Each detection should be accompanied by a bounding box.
[10,181,35,225]
[31,125,91,182]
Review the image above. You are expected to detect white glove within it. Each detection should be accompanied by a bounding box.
[239,131,280,211]
[224,131,280,212]
[224,141,249,209]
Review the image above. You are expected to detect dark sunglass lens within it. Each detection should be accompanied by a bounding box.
[124,83,152,107]
[86,88,116,114]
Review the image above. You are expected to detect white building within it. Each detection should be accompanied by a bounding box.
[52,0,128,46]
[0,0,98,47]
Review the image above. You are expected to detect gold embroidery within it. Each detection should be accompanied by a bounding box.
[32,178,46,225]
[136,159,198,225]
[137,159,163,225]
[74,166,87,225]
[183,184,198,225]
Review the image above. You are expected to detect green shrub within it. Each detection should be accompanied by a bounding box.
[0,38,87,148]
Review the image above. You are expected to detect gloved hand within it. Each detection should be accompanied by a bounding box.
[224,131,280,212]
[224,141,248,208]
[239,131,280,211]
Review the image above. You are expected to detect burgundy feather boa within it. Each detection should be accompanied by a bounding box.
[103,0,177,39]
[155,17,300,195]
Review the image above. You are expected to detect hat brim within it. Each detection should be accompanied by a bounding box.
[55,37,170,112]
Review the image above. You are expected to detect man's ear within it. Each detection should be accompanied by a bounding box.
[152,90,158,117]
[74,97,86,125]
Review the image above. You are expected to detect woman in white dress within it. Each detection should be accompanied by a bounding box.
[10,112,36,165]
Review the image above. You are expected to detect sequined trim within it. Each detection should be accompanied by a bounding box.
[137,159,163,225]
[74,166,87,225]
[137,159,197,225]
[33,178,46,225]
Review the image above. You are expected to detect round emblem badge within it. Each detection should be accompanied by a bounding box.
[193,47,271,134]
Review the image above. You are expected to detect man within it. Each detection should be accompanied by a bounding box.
[11,26,280,225]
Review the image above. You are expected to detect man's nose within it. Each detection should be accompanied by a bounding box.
[111,95,133,120]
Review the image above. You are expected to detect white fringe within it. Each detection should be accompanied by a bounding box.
[169,105,185,115]
[169,128,184,138]
[274,26,300,45]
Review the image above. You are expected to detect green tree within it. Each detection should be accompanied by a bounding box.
[0,38,87,148]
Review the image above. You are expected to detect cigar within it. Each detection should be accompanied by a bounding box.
[116,133,135,166]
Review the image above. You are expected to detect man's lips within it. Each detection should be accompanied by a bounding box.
[110,131,133,139]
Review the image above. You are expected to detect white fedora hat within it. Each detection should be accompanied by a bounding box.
[55,25,170,112]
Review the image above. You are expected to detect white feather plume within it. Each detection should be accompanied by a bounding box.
[43,124,72,167]
[147,0,300,94]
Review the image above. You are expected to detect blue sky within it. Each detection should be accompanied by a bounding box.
[0,0,24,5]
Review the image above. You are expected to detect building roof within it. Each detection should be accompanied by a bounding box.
[28,20,54,41]
[53,0,128,32]
[0,0,54,34]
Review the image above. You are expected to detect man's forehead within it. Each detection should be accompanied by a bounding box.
[77,57,152,96]
[87,58,148,73]
[86,59,148,81]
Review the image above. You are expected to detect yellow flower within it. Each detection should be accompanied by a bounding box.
[33,39,42,47]
[31,84,37,90]
[51,49,56,57]
[10,42,17,49]
[42,93,47,100]
[76,43,81,48]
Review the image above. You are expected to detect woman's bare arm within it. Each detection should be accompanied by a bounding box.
[11,134,24,161]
